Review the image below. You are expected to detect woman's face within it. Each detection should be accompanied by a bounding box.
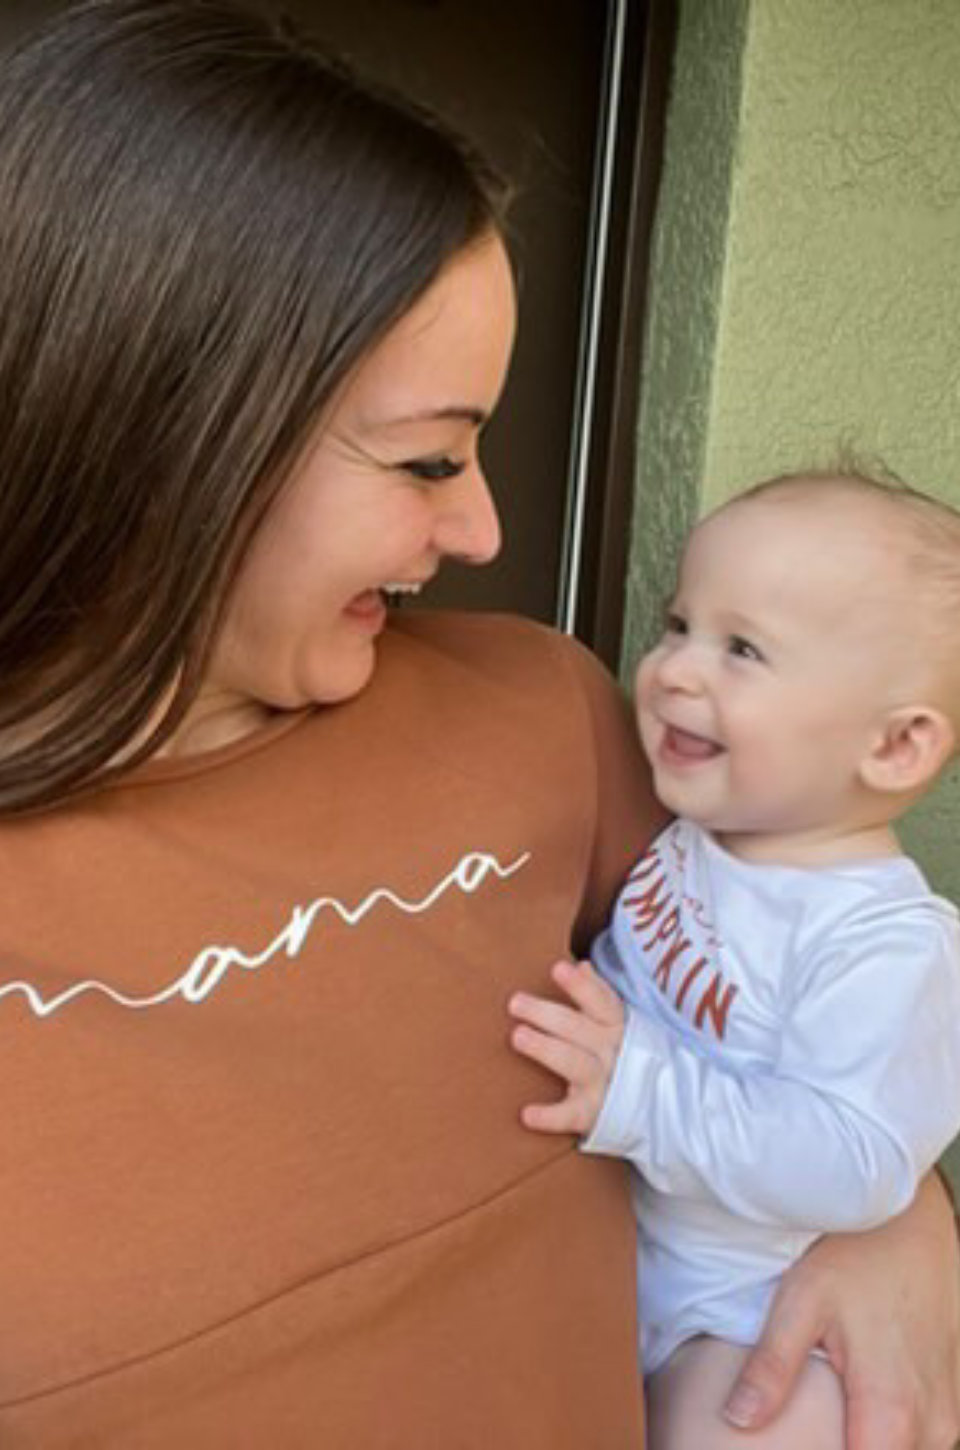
[208,232,517,712]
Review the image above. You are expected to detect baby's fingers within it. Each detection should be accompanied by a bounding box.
[508,990,598,1050]
[521,1097,593,1135]
[551,958,624,1027]
[510,1022,596,1088]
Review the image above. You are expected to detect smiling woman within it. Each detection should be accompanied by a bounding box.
[0,0,510,808]
[194,234,515,736]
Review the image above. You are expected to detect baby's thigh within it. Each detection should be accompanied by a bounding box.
[645,1336,844,1450]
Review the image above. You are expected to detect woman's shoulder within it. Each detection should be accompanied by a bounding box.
[378,609,641,793]
[378,611,662,946]
[385,609,619,705]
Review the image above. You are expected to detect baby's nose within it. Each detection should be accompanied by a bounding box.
[657,642,704,694]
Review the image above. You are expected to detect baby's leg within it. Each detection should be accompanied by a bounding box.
[645,1336,844,1450]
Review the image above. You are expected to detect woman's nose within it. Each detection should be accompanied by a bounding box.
[434,469,502,566]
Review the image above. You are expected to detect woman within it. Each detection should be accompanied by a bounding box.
[0,2,954,1444]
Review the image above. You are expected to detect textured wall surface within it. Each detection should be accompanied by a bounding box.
[621,0,749,669]
[628,0,960,1184]
[702,0,960,511]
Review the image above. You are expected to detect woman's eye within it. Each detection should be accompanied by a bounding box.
[663,610,687,636]
[400,456,465,483]
[729,634,764,663]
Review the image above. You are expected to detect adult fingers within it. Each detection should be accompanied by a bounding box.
[845,1369,960,1450]
[726,1282,952,1449]
[723,1274,825,1431]
[844,1386,917,1450]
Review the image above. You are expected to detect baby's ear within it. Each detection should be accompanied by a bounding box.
[859,705,955,795]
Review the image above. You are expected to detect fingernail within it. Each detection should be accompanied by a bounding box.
[724,1385,761,1428]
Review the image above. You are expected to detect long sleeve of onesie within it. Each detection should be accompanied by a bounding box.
[583,822,960,1234]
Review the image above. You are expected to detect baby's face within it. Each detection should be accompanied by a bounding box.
[636,496,919,853]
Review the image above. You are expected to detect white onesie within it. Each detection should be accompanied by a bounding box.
[585,819,960,1373]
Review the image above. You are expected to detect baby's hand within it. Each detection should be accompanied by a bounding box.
[508,959,625,1136]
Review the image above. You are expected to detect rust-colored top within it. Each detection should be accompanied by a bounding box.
[0,613,663,1446]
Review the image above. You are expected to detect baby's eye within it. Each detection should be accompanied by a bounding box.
[400,456,465,483]
[663,609,687,636]
[729,634,764,663]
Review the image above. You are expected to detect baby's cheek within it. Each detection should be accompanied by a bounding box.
[633,660,658,732]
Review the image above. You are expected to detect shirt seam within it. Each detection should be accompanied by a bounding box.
[0,1145,580,1412]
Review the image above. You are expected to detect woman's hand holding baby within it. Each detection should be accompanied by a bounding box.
[509,959,625,1135]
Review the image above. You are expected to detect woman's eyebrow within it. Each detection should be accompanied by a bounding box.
[385,405,487,428]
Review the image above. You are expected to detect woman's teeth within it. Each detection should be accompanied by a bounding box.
[381,582,423,601]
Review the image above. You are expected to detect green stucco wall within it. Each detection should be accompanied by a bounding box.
[623,0,749,670]
[626,0,960,1185]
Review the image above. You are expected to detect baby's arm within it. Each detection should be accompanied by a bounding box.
[510,920,960,1232]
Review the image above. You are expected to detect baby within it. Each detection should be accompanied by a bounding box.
[509,471,960,1448]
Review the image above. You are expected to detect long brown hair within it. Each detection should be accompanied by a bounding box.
[0,0,507,812]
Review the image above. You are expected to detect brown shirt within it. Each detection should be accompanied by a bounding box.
[0,612,663,1446]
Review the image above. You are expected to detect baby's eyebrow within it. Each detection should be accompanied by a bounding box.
[723,609,764,634]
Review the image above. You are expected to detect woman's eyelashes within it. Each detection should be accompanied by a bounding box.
[399,455,466,482]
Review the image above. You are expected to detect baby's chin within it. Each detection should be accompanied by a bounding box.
[657,797,759,840]
[647,766,719,822]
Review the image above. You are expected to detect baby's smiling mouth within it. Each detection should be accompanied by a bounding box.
[662,724,724,761]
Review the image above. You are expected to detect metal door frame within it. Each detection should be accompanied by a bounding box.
[557,0,677,669]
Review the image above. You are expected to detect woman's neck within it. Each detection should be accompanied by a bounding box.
[153,688,278,759]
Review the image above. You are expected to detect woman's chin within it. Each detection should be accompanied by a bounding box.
[293,638,381,709]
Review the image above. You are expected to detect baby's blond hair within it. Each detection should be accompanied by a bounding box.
[724,468,960,728]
